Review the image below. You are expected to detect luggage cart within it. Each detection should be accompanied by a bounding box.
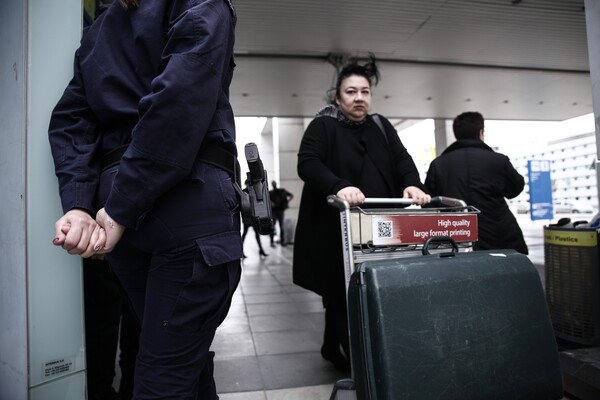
[328,196,479,301]
[327,196,480,400]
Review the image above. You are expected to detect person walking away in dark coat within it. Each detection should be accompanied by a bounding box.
[293,55,431,372]
[425,111,528,254]
[48,1,242,398]
[269,180,293,246]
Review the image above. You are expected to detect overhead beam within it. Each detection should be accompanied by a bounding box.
[233,52,590,75]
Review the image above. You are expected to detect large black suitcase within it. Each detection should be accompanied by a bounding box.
[347,242,563,399]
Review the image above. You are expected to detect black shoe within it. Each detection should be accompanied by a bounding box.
[270,242,275,248]
[259,250,269,257]
[321,345,351,373]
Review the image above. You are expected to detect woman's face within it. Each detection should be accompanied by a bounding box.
[336,74,371,122]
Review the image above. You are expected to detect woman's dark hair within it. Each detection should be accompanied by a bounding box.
[119,0,139,8]
[453,111,485,140]
[328,54,380,104]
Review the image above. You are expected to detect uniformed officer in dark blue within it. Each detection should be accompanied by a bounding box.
[48,0,242,399]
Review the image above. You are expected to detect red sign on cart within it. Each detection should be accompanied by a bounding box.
[371,214,478,245]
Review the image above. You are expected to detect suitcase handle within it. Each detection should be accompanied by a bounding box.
[422,236,459,256]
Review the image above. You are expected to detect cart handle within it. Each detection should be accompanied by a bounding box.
[426,196,467,208]
[326,195,467,210]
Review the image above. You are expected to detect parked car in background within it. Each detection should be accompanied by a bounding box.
[553,201,594,214]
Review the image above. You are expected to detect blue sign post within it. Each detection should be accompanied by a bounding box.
[528,160,553,220]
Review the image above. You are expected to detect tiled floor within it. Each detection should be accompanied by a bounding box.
[212,237,347,399]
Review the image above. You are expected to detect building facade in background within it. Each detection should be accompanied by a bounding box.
[510,131,597,213]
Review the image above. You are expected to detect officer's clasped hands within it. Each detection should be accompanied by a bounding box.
[52,208,124,258]
[95,207,125,254]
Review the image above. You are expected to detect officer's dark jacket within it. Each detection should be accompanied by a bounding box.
[425,139,528,254]
[49,0,237,228]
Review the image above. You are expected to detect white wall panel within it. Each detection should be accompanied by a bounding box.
[27,0,86,397]
[0,0,28,398]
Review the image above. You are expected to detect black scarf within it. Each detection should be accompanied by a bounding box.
[315,104,366,126]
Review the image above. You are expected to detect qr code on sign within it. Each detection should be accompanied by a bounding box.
[377,221,392,238]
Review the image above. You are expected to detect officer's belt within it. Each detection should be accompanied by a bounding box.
[101,143,239,178]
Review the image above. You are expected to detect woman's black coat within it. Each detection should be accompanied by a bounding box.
[424,139,528,254]
[292,115,424,302]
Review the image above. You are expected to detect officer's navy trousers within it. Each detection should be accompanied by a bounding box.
[107,164,243,399]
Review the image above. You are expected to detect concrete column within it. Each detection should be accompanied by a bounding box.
[433,118,453,156]
[260,118,275,181]
[269,118,305,241]
[585,0,600,209]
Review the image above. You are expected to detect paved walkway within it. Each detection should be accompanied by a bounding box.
[214,239,345,400]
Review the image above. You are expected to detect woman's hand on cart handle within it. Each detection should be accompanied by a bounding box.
[336,186,366,206]
[403,186,431,206]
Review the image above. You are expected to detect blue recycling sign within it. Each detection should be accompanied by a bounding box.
[527,160,553,220]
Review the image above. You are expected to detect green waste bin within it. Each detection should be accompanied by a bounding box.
[544,226,600,345]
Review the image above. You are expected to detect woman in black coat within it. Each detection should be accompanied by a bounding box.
[293,56,430,372]
[425,111,528,255]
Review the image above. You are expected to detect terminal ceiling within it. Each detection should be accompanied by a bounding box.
[230,0,592,121]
